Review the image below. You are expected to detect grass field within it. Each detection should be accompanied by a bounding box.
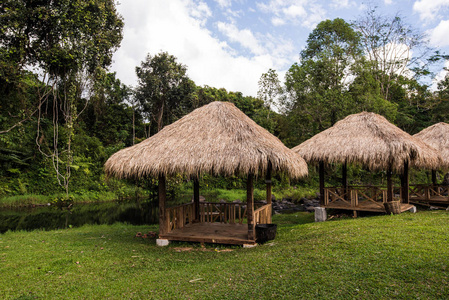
[1,210,449,299]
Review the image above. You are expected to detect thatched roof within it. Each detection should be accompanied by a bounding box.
[292,112,440,172]
[414,122,449,170]
[105,101,308,179]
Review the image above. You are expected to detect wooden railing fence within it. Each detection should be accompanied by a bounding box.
[165,201,271,233]
[409,184,449,201]
[324,185,402,208]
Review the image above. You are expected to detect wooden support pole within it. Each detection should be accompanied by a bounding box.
[387,167,393,202]
[266,162,272,224]
[342,161,348,200]
[319,161,325,205]
[266,162,272,205]
[158,174,167,235]
[247,173,255,241]
[401,161,409,204]
[193,177,200,222]
[432,170,437,185]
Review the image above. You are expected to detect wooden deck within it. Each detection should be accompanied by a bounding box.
[324,199,414,213]
[409,184,449,205]
[159,222,255,245]
[322,186,416,214]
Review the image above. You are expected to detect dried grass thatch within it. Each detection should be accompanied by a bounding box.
[414,122,449,170]
[105,101,308,179]
[292,112,441,172]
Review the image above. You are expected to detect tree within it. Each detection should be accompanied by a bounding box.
[284,18,363,143]
[1,0,124,195]
[81,72,138,146]
[354,6,434,102]
[257,69,283,112]
[430,73,449,123]
[135,52,196,133]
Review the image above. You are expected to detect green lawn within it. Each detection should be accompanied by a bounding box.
[1,211,449,299]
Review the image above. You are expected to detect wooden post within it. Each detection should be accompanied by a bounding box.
[193,177,200,222]
[158,174,167,235]
[432,170,437,185]
[319,161,325,205]
[342,161,348,200]
[266,162,272,223]
[266,162,272,205]
[401,161,409,203]
[387,167,393,202]
[247,173,255,241]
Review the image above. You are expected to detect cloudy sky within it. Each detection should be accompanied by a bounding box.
[110,0,449,97]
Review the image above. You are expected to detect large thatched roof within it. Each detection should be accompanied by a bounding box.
[105,101,308,179]
[292,112,440,172]
[414,122,449,170]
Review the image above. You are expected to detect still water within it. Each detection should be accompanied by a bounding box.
[0,200,159,233]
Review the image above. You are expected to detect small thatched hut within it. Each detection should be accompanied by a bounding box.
[414,122,449,171]
[411,122,449,204]
[105,101,308,246]
[292,112,440,215]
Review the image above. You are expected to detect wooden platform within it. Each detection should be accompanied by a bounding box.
[409,196,449,206]
[324,200,414,213]
[159,222,255,245]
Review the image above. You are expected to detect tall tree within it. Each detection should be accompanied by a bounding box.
[135,52,196,133]
[1,0,124,195]
[284,18,363,143]
[258,69,283,112]
[354,6,434,102]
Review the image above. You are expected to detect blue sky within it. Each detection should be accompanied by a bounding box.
[111,0,449,97]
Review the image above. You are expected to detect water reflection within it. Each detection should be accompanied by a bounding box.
[0,200,159,233]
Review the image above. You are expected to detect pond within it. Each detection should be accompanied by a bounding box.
[0,200,159,233]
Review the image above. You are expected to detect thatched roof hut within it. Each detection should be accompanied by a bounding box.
[292,112,440,172]
[414,122,449,170]
[105,101,308,179]
[105,101,307,246]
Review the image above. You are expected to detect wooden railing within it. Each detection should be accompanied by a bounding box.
[324,186,402,208]
[254,204,271,224]
[166,202,195,232]
[409,184,449,201]
[324,187,350,206]
[165,201,270,233]
[200,202,248,224]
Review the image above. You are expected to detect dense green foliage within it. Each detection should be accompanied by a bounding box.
[1,211,449,299]
[1,5,448,203]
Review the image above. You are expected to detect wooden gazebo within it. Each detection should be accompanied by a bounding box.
[292,112,440,217]
[105,101,308,246]
[410,122,449,205]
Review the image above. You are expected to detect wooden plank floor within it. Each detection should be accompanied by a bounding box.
[159,223,255,245]
[409,196,449,204]
[324,200,414,213]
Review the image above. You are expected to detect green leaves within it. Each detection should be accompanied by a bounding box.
[135,52,196,132]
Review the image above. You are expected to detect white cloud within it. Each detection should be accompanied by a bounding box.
[331,0,356,8]
[413,0,449,21]
[271,17,286,26]
[384,0,393,5]
[110,0,275,96]
[429,20,449,47]
[257,0,326,29]
[189,1,212,24]
[214,0,232,8]
[217,22,265,55]
[283,4,307,18]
